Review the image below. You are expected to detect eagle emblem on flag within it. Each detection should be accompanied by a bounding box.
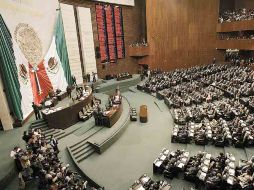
[47,57,59,74]
[19,64,28,84]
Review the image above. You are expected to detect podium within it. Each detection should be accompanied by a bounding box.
[140,105,148,123]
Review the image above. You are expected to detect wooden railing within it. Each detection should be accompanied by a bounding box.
[216,39,254,50]
[128,46,150,57]
[217,20,254,32]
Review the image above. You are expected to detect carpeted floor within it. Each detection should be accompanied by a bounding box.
[77,90,196,190]
[2,85,254,190]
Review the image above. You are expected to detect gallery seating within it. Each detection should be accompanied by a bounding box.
[218,8,254,23]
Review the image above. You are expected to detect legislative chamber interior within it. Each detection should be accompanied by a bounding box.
[2,0,254,190]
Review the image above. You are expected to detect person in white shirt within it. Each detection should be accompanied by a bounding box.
[147,70,151,79]
[10,147,23,172]
[83,89,89,97]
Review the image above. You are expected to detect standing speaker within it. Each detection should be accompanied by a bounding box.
[95,47,101,59]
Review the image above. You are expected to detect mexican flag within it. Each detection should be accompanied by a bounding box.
[44,36,68,92]
[13,40,34,118]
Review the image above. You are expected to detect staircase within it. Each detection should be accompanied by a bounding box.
[29,120,66,141]
[69,142,95,163]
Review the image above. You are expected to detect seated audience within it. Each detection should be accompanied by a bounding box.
[137,62,254,148]
[219,8,254,23]
[153,149,254,190]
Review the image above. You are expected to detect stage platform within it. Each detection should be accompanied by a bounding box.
[66,96,130,188]
[95,74,141,94]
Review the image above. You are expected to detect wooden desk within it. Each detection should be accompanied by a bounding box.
[140,105,148,123]
[116,74,132,81]
[42,88,93,129]
[94,103,123,128]
[43,97,58,108]
[104,103,123,127]
[56,91,68,101]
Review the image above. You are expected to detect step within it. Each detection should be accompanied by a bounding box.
[30,122,48,128]
[55,128,79,140]
[43,128,55,135]
[55,132,66,140]
[30,123,48,129]
[39,126,49,131]
[30,125,48,132]
[50,130,63,136]
[54,131,65,138]
[73,124,96,137]
[77,149,95,163]
[80,127,104,142]
[45,130,62,139]
[72,143,90,155]
[70,141,89,152]
[74,146,93,159]
[70,126,102,148]
[30,119,46,125]
[30,121,47,127]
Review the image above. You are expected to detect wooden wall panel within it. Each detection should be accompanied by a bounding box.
[60,0,145,78]
[216,39,254,50]
[146,0,223,71]
[219,0,235,12]
[235,0,254,9]
[92,0,135,6]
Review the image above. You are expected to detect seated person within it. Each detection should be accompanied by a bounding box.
[55,89,61,95]
[48,90,56,99]
[82,88,90,97]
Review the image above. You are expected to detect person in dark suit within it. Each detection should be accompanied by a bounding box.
[50,135,59,153]
[92,72,96,83]
[212,57,216,64]
[66,85,72,98]
[72,75,77,86]
[32,102,41,120]
[87,73,90,82]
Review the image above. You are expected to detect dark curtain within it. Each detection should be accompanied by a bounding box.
[0,14,23,120]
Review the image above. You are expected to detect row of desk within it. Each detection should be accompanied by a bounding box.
[116,74,132,81]
[42,87,124,129]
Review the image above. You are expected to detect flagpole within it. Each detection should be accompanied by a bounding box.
[32,66,42,95]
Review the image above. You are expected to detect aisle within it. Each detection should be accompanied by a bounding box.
[78,90,172,190]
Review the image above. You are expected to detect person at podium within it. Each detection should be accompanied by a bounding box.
[113,87,122,105]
